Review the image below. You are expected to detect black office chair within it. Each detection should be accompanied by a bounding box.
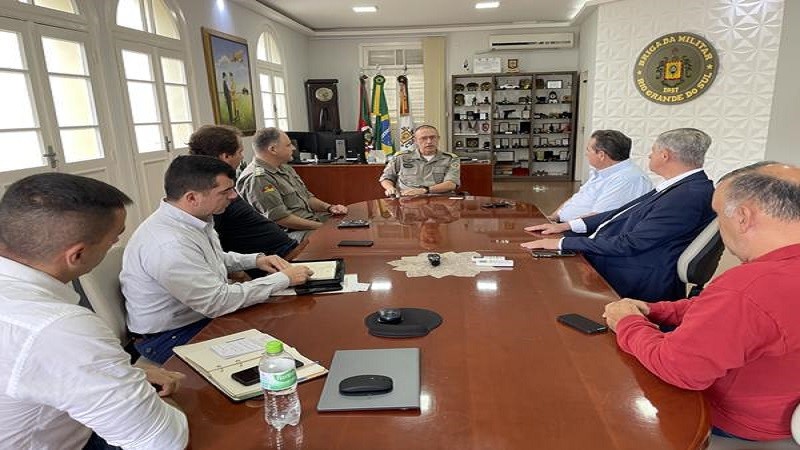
[676,218,725,297]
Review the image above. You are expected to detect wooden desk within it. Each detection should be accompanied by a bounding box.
[166,196,710,450]
[291,163,493,205]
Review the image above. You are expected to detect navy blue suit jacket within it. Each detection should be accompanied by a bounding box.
[562,171,715,301]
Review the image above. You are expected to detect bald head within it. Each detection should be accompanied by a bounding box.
[719,161,800,221]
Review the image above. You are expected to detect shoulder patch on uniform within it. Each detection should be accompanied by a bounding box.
[254,166,265,176]
[261,184,276,193]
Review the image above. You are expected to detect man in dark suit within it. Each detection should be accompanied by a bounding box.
[522,128,715,301]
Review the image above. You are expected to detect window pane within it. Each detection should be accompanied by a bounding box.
[256,34,267,61]
[262,95,274,119]
[50,76,96,126]
[165,85,190,121]
[275,94,286,117]
[161,57,185,84]
[274,76,285,93]
[116,0,144,31]
[122,50,153,81]
[0,31,25,70]
[170,123,192,149]
[42,38,86,75]
[31,0,76,14]
[61,127,102,162]
[0,72,37,129]
[268,38,281,65]
[127,81,159,123]
[259,73,272,92]
[153,0,179,39]
[134,124,162,153]
[405,49,423,65]
[264,118,276,128]
[278,118,288,130]
[0,131,44,171]
[367,49,395,67]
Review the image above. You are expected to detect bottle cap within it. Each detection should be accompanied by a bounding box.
[265,340,284,354]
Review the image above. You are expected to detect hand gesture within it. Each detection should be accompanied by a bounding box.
[144,367,185,397]
[256,254,291,273]
[524,222,570,235]
[283,264,313,286]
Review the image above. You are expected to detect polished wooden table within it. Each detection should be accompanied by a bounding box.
[166,196,709,450]
[291,162,493,205]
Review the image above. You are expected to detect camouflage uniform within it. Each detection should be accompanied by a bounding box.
[379,149,461,192]
[237,158,321,224]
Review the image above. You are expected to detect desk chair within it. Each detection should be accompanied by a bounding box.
[677,218,724,297]
[74,246,157,368]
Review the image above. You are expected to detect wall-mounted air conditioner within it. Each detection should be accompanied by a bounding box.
[489,33,575,51]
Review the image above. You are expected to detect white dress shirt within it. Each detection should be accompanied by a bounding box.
[121,201,290,334]
[557,159,652,222]
[0,256,187,450]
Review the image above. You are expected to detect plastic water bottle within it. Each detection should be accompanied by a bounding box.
[260,340,301,430]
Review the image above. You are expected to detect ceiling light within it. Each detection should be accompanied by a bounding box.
[353,6,378,13]
[475,1,500,9]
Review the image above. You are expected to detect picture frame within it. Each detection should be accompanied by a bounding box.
[202,27,257,135]
[546,80,563,89]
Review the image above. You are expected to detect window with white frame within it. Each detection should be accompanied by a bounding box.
[0,22,104,173]
[360,43,425,133]
[115,0,193,153]
[256,30,288,130]
[17,0,78,14]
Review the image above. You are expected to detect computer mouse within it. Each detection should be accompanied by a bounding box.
[377,308,402,324]
[339,374,393,395]
[427,253,441,266]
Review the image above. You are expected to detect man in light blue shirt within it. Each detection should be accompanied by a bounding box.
[550,130,652,222]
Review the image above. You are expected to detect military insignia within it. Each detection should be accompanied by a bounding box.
[253,166,265,176]
[261,184,276,193]
[633,32,718,105]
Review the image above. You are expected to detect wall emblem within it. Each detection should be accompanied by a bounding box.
[634,32,718,105]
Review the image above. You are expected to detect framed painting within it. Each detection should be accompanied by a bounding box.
[202,27,257,135]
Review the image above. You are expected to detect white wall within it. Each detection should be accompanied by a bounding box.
[575,10,598,182]
[766,0,799,164]
[589,0,786,182]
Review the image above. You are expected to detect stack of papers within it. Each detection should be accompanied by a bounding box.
[173,329,327,401]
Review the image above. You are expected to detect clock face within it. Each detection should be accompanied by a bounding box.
[315,87,334,102]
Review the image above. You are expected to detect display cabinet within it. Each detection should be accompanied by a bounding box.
[451,71,578,181]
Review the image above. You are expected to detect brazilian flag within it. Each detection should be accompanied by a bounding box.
[371,74,394,157]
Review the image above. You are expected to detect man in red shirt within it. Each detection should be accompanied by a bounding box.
[603,161,800,441]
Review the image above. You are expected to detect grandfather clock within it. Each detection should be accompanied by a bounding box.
[305,79,340,132]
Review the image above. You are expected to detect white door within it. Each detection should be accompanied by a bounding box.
[116,41,194,218]
[0,19,114,194]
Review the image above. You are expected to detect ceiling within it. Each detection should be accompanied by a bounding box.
[253,0,592,33]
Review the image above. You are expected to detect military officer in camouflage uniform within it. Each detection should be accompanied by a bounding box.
[379,125,461,197]
[237,128,347,239]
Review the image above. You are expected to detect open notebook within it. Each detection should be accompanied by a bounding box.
[173,329,327,402]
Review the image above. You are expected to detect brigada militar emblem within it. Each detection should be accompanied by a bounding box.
[634,32,718,105]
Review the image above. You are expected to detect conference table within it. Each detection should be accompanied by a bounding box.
[165,195,710,450]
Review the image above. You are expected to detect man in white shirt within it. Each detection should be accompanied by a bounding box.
[549,130,652,222]
[121,155,312,364]
[0,173,188,450]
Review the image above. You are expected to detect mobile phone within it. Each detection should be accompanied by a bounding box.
[530,250,577,258]
[557,313,608,334]
[230,360,305,386]
[338,240,374,247]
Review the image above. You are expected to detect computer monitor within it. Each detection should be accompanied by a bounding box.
[286,131,317,161]
[315,131,365,162]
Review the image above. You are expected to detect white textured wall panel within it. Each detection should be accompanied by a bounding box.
[592,0,785,181]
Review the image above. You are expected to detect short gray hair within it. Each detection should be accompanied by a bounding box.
[653,128,711,168]
[252,127,282,153]
[720,161,800,221]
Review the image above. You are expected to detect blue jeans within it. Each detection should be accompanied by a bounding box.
[712,426,754,441]
[83,432,120,450]
[134,318,211,364]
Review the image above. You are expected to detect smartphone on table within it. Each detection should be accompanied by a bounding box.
[530,250,577,258]
[230,360,305,386]
[557,313,608,334]
[338,240,374,247]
